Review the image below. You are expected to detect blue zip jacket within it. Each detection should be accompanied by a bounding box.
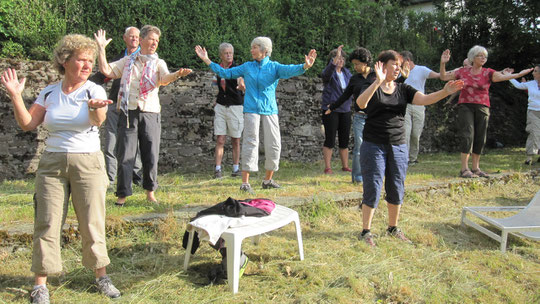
[209,56,306,115]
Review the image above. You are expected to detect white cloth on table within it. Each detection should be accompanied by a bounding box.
[187,215,265,245]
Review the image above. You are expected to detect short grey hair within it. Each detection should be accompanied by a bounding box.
[251,37,272,57]
[467,45,488,64]
[219,42,234,55]
[140,25,161,39]
[124,26,139,36]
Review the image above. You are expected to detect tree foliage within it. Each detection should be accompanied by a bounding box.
[1,0,538,149]
[1,0,537,70]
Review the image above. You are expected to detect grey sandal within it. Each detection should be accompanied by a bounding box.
[460,169,477,178]
[471,169,489,178]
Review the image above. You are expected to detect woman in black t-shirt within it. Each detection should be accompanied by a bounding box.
[355,50,463,247]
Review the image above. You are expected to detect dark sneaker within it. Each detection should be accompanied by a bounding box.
[214,169,223,179]
[240,183,255,194]
[387,227,412,244]
[262,179,281,189]
[359,232,376,247]
[30,286,49,304]
[95,275,121,299]
[231,169,241,177]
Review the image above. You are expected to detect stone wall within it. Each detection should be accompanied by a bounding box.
[0,58,527,180]
[0,58,324,180]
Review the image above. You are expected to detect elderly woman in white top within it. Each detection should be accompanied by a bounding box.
[507,64,540,164]
[95,25,192,206]
[2,34,121,303]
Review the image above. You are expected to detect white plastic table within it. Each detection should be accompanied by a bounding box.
[183,204,304,293]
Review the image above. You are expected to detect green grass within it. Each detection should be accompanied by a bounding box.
[1,148,539,303]
[0,147,536,226]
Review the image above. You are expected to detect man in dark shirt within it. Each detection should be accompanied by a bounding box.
[89,26,142,186]
[212,43,245,178]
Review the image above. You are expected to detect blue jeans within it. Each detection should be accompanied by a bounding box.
[360,141,408,209]
[352,112,367,182]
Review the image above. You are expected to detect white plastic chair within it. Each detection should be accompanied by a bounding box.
[183,204,304,293]
[461,190,540,253]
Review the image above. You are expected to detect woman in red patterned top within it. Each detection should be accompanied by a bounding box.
[440,46,532,178]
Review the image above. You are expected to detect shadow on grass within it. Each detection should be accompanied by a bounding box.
[424,221,532,253]
[0,275,32,302]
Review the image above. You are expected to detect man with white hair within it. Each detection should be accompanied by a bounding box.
[90,26,143,185]
[212,43,245,179]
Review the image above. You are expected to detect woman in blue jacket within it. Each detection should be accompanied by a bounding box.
[195,38,317,193]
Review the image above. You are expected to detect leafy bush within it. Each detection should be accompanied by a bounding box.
[0,0,66,60]
[0,40,25,58]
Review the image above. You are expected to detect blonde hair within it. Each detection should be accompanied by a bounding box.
[251,37,272,57]
[467,45,488,64]
[53,34,97,75]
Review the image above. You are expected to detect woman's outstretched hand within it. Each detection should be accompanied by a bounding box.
[94,29,112,49]
[443,80,464,94]
[373,61,386,83]
[176,68,193,78]
[88,98,113,109]
[304,49,317,69]
[1,68,26,97]
[194,45,211,65]
[440,49,451,64]
[518,68,534,77]
[332,45,344,66]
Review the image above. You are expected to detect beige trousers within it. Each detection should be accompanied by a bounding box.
[526,110,540,156]
[31,151,110,274]
[242,113,281,172]
[404,104,425,162]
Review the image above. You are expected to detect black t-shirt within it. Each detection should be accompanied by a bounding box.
[216,61,244,106]
[329,71,376,112]
[363,83,418,145]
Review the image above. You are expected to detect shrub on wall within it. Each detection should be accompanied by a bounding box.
[0,0,66,61]
[0,40,25,59]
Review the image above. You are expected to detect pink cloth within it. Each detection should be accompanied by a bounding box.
[455,67,495,107]
[240,199,275,214]
[139,58,158,99]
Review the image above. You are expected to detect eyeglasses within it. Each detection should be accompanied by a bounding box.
[475,54,487,59]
